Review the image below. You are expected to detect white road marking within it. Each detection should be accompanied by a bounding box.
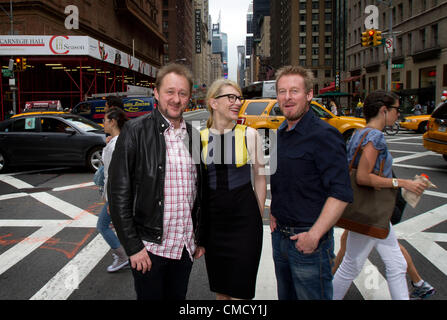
[255,226,277,300]
[30,234,110,300]
[0,224,66,276]
[387,141,422,145]
[392,163,447,173]
[393,151,435,163]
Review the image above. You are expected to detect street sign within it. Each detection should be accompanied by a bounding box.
[392,64,404,69]
[2,69,13,78]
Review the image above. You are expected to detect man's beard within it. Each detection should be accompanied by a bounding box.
[284,104,309,121]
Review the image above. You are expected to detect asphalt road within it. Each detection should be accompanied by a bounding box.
[0,110,446,302]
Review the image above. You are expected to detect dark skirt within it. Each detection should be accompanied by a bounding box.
[204,182,263,299]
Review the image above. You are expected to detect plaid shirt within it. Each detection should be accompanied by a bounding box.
[144,117,197,261]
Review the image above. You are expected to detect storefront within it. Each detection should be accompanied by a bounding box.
[0,35,158,120]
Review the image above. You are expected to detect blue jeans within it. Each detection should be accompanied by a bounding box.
[96,202,121,249]
[272,226,335,300]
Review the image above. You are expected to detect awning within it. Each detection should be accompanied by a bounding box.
[343,75,361,82]
[319,81,335,94]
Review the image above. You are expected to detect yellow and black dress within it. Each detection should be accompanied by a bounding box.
[200,124,263,299]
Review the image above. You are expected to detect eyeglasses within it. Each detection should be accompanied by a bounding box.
[387,105,403,113]
[215,94,245,104]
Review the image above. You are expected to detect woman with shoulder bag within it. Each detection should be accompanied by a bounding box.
[332,91,427,300]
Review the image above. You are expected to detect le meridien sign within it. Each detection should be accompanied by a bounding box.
[0,35,157,77]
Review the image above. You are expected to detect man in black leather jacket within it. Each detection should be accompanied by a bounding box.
[107,63,204,300]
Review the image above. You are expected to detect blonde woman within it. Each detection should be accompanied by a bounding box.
[197,78,266,300]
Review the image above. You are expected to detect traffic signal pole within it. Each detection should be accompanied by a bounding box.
[387,2,393,92]
[377,0,393,91]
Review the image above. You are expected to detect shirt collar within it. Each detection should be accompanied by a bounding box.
[278,108,314,134]
[159,111,186,132]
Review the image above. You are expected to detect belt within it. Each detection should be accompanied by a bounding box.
[276,223,331,242]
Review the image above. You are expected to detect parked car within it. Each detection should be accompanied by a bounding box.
[71,96,154,123]
[0,112,106,172]
[423,102,447,161]
[237,98,366,141]
[400,115,430,133]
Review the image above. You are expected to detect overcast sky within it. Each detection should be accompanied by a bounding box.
[209,0,251,82]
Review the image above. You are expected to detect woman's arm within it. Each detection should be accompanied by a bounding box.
[247,127,267,216]
[357,142,426,195]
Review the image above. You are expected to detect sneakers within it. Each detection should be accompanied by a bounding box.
[107,247,129,273]
[410,281,436,300]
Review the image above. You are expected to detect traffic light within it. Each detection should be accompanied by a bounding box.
[15,57,22,71]
[361,30,370,47]
[373,30,382,46]
[367,29,375,47]
[22,58,27,70]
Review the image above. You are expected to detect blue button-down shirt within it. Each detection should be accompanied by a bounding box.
[270,108,353,228]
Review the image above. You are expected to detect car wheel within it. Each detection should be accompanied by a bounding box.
[0,151,7,173]
[417,121,427,133]
[443,154,447,162]
[87,146,103,172]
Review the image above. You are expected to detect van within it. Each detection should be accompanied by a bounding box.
[71,96,154,123]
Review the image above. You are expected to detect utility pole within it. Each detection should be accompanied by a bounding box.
[377,0,393,91]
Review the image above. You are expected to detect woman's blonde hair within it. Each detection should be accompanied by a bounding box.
[205,78,242,128]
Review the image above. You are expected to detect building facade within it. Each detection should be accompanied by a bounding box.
[269,0,335,94]
[346,0,447,108]
[0,0,165,117]
[162,0,194,67]
[192,0,211,105]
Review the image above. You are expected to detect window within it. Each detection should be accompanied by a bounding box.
[244,102,269,115]
[431,24,438,47]
[11,118,38,132]
[269,103,282,116]
[41,118,70,133]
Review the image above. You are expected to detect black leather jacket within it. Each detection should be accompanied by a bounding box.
[107,108,203,257]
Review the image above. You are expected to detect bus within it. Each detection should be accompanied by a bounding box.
[242,80,276,99]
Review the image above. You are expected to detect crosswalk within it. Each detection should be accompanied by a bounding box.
[0,132,446,300]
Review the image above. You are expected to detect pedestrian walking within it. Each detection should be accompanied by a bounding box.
[96,107,129,272]
[198,78,266,300]
[270,65,353,300]
[330,99,338,115]
[107,63,204,300]
[332,90,428,300]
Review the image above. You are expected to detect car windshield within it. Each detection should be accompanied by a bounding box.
[432,102,447,119]
[63,115,103,132]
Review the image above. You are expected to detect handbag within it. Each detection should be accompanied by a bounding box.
[336,129,397,239]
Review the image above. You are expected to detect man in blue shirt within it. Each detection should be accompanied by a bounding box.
[270,65,353,300]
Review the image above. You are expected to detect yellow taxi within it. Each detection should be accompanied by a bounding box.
[400,115,430,133]
[423,102,447,161]
[11,111,66,118]
[237,98,366,141]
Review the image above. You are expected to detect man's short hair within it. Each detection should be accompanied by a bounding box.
[155,63,193,94]
[275,65,315,93]
[106,96,124,109]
